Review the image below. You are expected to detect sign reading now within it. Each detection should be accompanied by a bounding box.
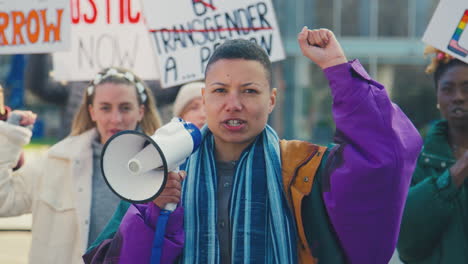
[52,0,159,81]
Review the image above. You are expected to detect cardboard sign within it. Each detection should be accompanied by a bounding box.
[0,0,70,54]
[423,0,468,63]
[52,0,159,81]
[142,0,285,88]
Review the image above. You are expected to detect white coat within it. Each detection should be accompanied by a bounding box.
[0,121,97,263]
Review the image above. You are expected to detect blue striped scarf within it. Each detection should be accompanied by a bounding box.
[181,125,297,263]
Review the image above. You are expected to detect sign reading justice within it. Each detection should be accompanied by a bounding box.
[52,0,159,81]
[0,0,70,54]
[141,0,285,88]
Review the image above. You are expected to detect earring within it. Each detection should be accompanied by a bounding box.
[436,103,440,109]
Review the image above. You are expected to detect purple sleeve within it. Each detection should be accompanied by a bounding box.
[119,203,184,264]
[322,60,422,264]
[84,203,184,264]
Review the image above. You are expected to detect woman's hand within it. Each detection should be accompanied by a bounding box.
[153,170,186,208]
[297,27,347,69]
[451,150,468,187]
[10,110,37,127]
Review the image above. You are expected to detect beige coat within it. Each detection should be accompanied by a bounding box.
[0,121,98,263]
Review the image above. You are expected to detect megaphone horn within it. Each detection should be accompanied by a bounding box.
[101,118,201,204]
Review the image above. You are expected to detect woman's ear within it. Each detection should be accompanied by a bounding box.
[202,88,206,105]
[138,104,145,122]
[269,88,277,114]
[88,104,96,121]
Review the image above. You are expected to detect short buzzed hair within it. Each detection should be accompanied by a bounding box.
[205,39,273,86]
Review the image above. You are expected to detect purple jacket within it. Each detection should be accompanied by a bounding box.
[322,60,421,263]
[83,60,422,264]
[84,203,183,264]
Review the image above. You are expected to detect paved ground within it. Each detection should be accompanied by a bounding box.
[0,231,31,264]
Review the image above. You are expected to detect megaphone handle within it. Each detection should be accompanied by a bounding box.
[164,203,177,211]
[162,166,181,212]
[150,210,171,264]
[150,165,181,264]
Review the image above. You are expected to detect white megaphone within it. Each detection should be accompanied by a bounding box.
[101,118,202,210]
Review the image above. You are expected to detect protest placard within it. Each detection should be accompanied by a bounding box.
[0,0,70,54]
[52,0,159,81]
[423,0,468,63]
[141,0,285,88]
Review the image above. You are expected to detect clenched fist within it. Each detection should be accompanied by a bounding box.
[297,27,347,69]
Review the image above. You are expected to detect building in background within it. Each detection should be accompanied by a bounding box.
[271,0,439,143]
[0,0,440,142]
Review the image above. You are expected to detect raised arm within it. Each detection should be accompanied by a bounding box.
[398,149,468,261]
[397,160,458,261]
[299,28,423,263]
[0,120,37,216]
[24,54,69,104]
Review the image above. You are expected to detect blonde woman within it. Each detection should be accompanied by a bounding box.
[0,67,162,263]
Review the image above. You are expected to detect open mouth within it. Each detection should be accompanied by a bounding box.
[222,119,246,131]
[109,129,123,134]
[451,108,468,118]
[225,119,245,127]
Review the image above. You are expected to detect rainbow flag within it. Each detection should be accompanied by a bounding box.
[448,9,468,57]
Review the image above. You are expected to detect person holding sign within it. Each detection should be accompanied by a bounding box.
[24,54,178,139]
[0,84,35,171]
[84,27,422,264]
[0,67,164,264]
[397,48,468,264]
